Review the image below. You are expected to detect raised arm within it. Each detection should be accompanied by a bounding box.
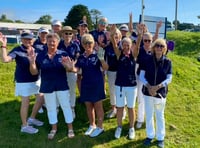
[110,25,121,59]
[132,24,144,59]
[153,21,162,41]
[0,32,12,62]
[129,12,133,33]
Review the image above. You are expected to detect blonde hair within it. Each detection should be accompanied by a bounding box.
[81,33,94,45]
[151,38,167,55]
[110,28,122,40]
[121,37,132,46]
[143,32,153,40]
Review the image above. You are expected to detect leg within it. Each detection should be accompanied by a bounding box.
[144,95,155,139]
[76,74,82,95]
[137,79,145,123]
[85,102,96,127]
[126,86,137,128]
[30,93,44,119]
[94,100,104,128]
[43,92,58,125]
[155,98,166,141]
[107,71,117,118]
[20,96,30,126]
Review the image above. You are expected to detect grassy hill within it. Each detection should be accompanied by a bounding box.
[0,31,200,148]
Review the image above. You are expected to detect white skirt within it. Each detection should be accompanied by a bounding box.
[15,81,39,97]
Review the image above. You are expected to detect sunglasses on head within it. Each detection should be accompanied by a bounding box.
[80,24,87,27]
[65,32,72,35]
[83,41,93,45]
[155,44,165,48]
[143,39,151,43]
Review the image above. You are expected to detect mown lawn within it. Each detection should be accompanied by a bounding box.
[0,32,200,148]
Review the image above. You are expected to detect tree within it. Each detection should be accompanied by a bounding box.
[34,15,52,24]
[0,14,13,22]
[15,20,24,23]
[64,4,92,29]
[197,15,200,19]
[90,9,102,29]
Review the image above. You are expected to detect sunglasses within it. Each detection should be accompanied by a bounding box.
[155,44,165,48]
[80,24,87,27]
[65,32,72,35]
[143,39,151,43]
[83,41,93,45]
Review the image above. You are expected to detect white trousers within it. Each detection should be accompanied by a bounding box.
[106,71,117,106]
[144,95,166,140]
[44,90,73,125]
[136,76,145,123]
[67,72,77,107]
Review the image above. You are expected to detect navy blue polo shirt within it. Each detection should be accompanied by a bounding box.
[36,50,69,93]
[104,42,118,71]
[58,40,80,61]
[8,45,39,83]
[89,29,107,45]
[141,55,172,98]
[115,52,137,87]
[136,46,151,75]
[33,37,48,54]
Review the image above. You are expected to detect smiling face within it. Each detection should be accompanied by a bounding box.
[81,34,95,55]
[152,38,167,56]
[21,38,34,48]
[46,33,60,51]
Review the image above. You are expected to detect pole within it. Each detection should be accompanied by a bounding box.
[175,0,178,30]
[141,0,144,23]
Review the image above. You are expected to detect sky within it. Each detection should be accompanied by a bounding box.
[0,0,199,25]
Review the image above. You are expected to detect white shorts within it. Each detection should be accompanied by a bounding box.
[15,82,39,97]
[115,85,137,108]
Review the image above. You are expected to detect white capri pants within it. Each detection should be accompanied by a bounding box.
[115,85,137,108]
[44,90,73,125]
[67,72,77,107]
[106,71,117,106]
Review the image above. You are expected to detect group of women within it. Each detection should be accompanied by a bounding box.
[0,16,172,148]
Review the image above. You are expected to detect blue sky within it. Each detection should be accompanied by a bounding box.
[0,0,199,25]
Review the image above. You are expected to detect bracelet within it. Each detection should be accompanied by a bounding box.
[1,46,7,49]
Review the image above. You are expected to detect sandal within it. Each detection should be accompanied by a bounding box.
[68,129,75,138]
[48,130,57,140]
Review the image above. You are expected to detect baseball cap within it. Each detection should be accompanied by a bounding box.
[119,24,129,32]
[20,30,34,39]
[52,20,62,26]
[38,27,49,33]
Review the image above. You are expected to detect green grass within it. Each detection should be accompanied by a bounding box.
[0,32,200,147]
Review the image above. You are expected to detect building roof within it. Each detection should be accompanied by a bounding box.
[0,22,51,30]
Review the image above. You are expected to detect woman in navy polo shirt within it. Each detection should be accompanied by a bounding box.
[69,34,108,137]
[58,26,80,119]
[104,28,122,119]
[28,33,74,139]
[135,32,153,129]
[0,30,43,134]
[140,38,172,148]
[110,24,143,140]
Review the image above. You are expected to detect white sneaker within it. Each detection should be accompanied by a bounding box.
[136,122,143,129]
[84,125,96,136]
[107,109,117,118]
[27,118,44,126]
[89,127,104,137]
[114,127,122,139]
[129,127,135,139]
[21,125,38,134]
[38,107,44,113]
